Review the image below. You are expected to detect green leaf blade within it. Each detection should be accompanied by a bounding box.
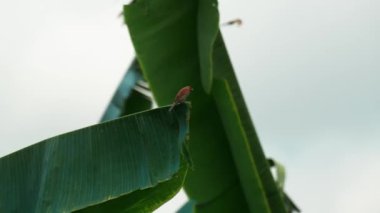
[101,59,152,122]
[0,105,189,212]
[197,0,219,93]
[212,79,271,212]
[124,0,291,212]
[212,34,287,212]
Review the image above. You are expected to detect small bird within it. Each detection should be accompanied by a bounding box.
[169,86,193,111]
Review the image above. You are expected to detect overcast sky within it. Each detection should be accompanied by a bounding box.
[0,0,379,212]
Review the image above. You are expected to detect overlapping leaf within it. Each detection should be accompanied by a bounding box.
[0,105,190,212]
[124,1,249,211]
[101,59,152,122]
[123,0,289,212]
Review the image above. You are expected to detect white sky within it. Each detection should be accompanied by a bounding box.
[0,0,379,212]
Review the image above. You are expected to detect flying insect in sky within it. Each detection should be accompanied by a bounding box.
[222,18,243,27]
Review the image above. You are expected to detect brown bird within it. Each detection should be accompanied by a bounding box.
[169,86,193,111]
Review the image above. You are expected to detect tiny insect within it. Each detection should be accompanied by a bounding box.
[222,18,243,27]
[169,86,193,111]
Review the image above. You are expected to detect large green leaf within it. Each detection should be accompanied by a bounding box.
[197,0,219,93]
[212,34,287,212]
[212,79,270,211]
[101,59,152,122]
[0,105,189,212]
[124,1,248,211]
[124,0,288,212]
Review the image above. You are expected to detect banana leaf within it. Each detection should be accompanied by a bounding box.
[101,59,152,122]
[0,104,189,212]
[123,0,287,212]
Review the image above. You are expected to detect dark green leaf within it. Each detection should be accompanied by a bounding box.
[101,59,152,122]
[197,0,219,93]
[212,33,287,212]
[124,0,288,212]
[0,105,189,212]
[177,200,196,213]
[124,1,248,210]
[212,79,270,212]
